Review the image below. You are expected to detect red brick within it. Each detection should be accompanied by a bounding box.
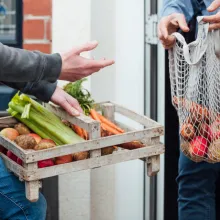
[24,0,52,16]
[46,19,52,41]
[23,20,44,39]
[23,44,51,54]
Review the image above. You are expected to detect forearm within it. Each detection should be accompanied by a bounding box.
[0,43,62,83]
[2,81,57,102]
[161,0,195,22]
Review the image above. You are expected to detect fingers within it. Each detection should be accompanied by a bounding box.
[61,100,80,116]
[74,41,99,54]
[176,14,190,32]
[161,38,176,49]
[87,59,115,69]
[203,12,220,23]
[158,14,189,49]
[66,95,83,114]
[51,87,82,116]
[207,0,220,12]
[159,18,169,39]
[209,22,220,31]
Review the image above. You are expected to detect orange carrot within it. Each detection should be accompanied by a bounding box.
[96,112,124,133]
[119,141,144,150]
[72,125,84,138]
[90,109,101,121]
[101,123,121,135]
[82,129,88,140]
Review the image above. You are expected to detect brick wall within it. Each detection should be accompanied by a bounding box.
[23,0,52,54]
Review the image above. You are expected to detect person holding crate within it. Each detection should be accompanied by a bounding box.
[159,0,220,219]
[0,41,114,219]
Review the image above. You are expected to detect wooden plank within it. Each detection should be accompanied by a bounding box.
[24,162,40,202]
[89,120,101,158]
[21,143,164,181]
[147,155,160,177]
[115,121,137,132]
[45,103,96,131]
[0,135,26,160]
[23,126,164,163]
[0,116,18,128]
[0,153,27,178]
[113,102,161,127]
[0,116,18,124]
[147,137,161,176]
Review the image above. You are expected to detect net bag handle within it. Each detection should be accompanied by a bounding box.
[214,29,220,58]
[171,16,209,65]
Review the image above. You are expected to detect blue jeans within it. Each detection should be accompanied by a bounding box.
[177,150,220,220]
[0,157,47,220]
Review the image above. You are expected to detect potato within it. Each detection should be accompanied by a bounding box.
[14,135,37,149]
[34,139,56,150]
[72,151,89,161]
[14,123,30,135]
[101,146,116,156]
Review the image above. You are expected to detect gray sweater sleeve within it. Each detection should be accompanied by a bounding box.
[0,43,62,102]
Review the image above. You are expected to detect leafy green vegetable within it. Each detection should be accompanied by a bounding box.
[63,78,94,115]
[8,93,84,145]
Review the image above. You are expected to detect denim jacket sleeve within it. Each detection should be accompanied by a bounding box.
[0,43,62,102]
[161,0,196,23]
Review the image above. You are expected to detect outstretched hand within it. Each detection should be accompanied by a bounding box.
[60,41,115,81]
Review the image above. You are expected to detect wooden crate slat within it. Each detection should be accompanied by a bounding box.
[45,103,99,131]
[0,135,27,160]
[23,126,163,163]
[0,153,26,178]
[113,102,161,127]
[19,143,164,181]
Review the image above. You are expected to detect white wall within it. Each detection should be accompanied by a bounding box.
[91,0,145,220]
[52,1,91,220]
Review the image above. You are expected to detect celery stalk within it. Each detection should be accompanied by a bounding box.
[7,108,63,145]
[8,93,84,145]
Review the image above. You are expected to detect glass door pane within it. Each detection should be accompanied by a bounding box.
[0,0,16,42]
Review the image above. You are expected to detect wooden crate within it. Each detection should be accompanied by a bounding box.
[0,102,164,202]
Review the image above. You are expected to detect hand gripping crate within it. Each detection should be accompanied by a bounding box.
[0,102,164,202]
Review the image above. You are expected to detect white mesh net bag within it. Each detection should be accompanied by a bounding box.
[169,17,220,163]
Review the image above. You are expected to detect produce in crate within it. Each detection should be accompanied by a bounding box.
[1,128,19,141]
[6,150,18,162]
[38,159,55,168]
[5,93,86,164]
[0,145,7,154]
[72,151,89,161]
[14,135,37,150]
[17,157,23,166]
[64,79,94,116]
[90,109,144,150]
[28,133,41,144]
[14,123,30,135]
[7,93,84,146]
[34,139,56,150]
[55,155,73,165]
